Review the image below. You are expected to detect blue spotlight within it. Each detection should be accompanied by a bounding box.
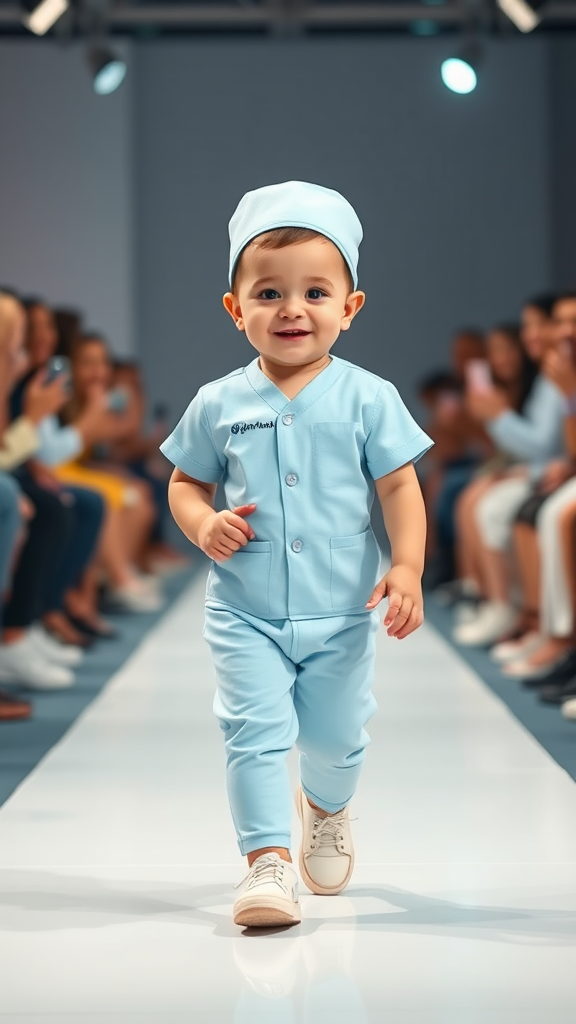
[441,56,478,94]
[88,47,127,96]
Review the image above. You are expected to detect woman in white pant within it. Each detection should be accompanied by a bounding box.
[493,293,576,680]
[453,298,566,647]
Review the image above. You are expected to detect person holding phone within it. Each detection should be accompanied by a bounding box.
[52,333,163,614]
[0,292,93,693]
[452,300,566,648]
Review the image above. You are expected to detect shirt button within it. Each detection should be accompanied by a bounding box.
[285,473,298,487]
[291,539,303,553]
[282,414,294,426]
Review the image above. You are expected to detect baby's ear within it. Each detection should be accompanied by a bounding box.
[223,292,244,331]
[341,290,366,330]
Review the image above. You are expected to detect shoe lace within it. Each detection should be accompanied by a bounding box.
[307,812,347,855]
[234,854,288,892]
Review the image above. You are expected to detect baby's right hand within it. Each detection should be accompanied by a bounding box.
[198,504,256,561]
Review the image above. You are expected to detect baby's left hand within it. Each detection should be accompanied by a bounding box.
[366,565,424,639]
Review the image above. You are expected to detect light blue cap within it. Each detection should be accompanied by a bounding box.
[228,180,363,290]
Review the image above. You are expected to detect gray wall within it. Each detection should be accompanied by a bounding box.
[0,41,135,353]
[549,36,576,290]
[134,37,551,421]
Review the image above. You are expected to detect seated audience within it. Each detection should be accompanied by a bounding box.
[0,291,95,696]
[54,331,164,612]
[420,330,493,585]
[450,297,565,647]
[105,359,188,575]
[488,293,576,691]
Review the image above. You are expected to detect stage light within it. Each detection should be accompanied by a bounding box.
[88,47,127,95]
[21,0,69,35]
[496,0,542,32]
[440,52,477,95]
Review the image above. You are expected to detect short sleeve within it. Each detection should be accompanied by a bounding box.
[159,390,225,483]
[365,381,433,480]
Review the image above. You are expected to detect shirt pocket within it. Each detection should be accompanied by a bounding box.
[312,422,363,491]
[329,529,380,613]
[207,540,272,618]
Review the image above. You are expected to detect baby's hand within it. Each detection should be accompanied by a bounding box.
[366,565,424,639]
[198,504,256,561]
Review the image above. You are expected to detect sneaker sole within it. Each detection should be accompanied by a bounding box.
[296,787,354,897]
[233,896,301,928]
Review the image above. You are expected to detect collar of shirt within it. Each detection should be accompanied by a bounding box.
[244,354,347,415]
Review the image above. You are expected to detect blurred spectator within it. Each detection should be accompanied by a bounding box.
[490,292,576,687]
[452,297,565,646]
[0,291,92,695]
[54,307,83,359]
[107,359,189,575]
[420,330,493,586]
[55,332,164,612]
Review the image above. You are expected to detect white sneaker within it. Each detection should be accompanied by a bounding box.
[502,653,567,680]
[453,602,517,647]
[454,600,485,626]
[108,579,164,613]
[30,625,84,667]
[233,853,301,928]
[297,786,354,896]
[0,634,75,690]
[561,698,576,720]
[491,631,544,664]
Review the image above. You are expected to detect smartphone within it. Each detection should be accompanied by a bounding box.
[465,359,493,394]
[44,355,71,386]
[106,387,129,414]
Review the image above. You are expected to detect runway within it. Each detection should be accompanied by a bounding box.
[1,572,576,1022]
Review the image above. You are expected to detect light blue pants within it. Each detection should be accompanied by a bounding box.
[204,604,379,856]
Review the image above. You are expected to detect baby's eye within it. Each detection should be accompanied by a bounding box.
[259,289,281,300]
[306,288,326,300]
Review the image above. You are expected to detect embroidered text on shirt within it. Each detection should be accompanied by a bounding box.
[231,421,275,435]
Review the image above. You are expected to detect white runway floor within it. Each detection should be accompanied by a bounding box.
[2,573,576,1022]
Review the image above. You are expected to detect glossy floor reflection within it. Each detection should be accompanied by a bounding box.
[1,574,576,1021]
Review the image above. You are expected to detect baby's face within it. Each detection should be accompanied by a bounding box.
[224,236,364,369]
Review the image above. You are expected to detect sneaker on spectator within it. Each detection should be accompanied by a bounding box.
[491,631,544,664]
[0,635,75,690]
[233,853,301,928]
[561,697,576,720]
[434,578,480,608]
[30,625,84,667]
[453,601,517,647]
[454,599,486,626]
[108,578,164,613]
[502,653,568,680]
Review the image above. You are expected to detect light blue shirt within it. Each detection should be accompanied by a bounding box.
[160,356,432,620]
[486,375,566,481]
[36,415,83,468]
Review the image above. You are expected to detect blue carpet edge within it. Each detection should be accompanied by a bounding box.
[0,563,203,809]
[424,594,576,783]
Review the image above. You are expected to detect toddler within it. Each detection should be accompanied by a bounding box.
[161,181,432,927]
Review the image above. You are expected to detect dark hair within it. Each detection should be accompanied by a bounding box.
[112,358,140,372]
[231,227,353,293]
[21,296,46,311]
[524,293,557,318]
[453,327,484,342]
[554,291,576,307]
[54,308,83,358]
[418,371,460,397]
[489,322,537,412]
